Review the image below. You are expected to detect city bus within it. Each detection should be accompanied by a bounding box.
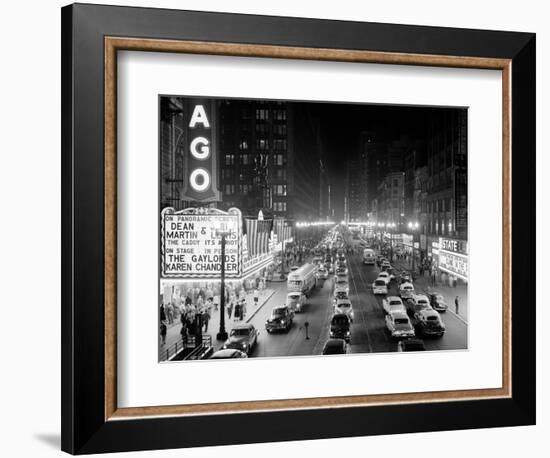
[287,263,317,297]
[363,248,376,265]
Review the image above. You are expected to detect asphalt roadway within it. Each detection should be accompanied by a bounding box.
[241,247,467,358]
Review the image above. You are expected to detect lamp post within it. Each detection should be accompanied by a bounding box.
[215,229,231,341]
[387,222,396,263]
[407,221,420,272]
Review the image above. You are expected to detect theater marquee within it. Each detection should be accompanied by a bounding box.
[161,207,242,278]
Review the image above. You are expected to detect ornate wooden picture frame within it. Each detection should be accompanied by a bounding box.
[62,3,535,454]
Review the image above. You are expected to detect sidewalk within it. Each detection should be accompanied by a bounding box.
[391,258,468,323]
[161,287,277,355]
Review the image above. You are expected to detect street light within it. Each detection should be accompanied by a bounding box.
[215,228,232,341]
[407,221,420,272]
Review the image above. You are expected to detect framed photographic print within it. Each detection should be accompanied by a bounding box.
[61,3,536,454]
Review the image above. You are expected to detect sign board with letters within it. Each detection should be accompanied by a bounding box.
[161,207,242,278]
[180,98,221,202]
[438,237,468,280]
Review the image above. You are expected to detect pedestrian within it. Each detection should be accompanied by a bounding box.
[253,288,259,306]
[160,322,167,346]
[203,299,212,332]
[455,296,460,315]
[166,302,174,324]
[159,304,166,323]
[227,300,233,320]
[242,298,247,319]
[234,301,241,321]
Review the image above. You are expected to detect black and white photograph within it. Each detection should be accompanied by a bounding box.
[158,96,468,361]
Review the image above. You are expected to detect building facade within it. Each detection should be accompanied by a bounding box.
[159,97,322,222]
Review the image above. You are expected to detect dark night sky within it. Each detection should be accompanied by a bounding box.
[295,102,450,219]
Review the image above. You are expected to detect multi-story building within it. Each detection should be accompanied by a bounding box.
[344,158,363,222]
[159,97,322,221]
[217,99,322,221]
[425,109,468,240]
[376,172,405,224]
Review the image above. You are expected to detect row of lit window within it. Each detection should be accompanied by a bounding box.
[255,109,287,121]
[223,153,287,168]
[223,184,287,196]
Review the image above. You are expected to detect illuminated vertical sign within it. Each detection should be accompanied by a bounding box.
[180,99,221,202]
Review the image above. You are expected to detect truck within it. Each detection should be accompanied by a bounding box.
[287,263,317,297]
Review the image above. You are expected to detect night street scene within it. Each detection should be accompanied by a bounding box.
[158,95,468,362]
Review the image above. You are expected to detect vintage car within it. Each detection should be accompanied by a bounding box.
[322,338,348,355]
[414,308,446,337]
[333,277,350,295]
[397,338,426,352]
[372,278,388,295]
[329,313,351,342]
[210,349,248,359]
[222,323,259,355]
[377,271,391,285]
[334,298,354,322]
[286,292,306,313]
[335,266,349,277]
[427,292,449,312]
[385,310,415,339]
[399,271,413,284]
[265,306,294,333]
[398,281,415,300]
[315,267,329,281]
[382,296,406,315]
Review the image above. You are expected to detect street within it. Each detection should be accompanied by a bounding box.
[214,241,467,358]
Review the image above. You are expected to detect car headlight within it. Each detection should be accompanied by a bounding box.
[241,342,247,349]
[223,344,228,349]
[346,331,350,335]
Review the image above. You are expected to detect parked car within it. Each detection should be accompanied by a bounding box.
[322,338,348,355]
[210,349,248,359]
[329,313,351,342]
[286,292,306,313]
[385,311,415,339]
[427,292,449,312]
[397,338,426,352]
[265,306,294,333]
[372,278,388,295]
[222,323,259,355]
[398,281,415,300]
[414,308,446,337]
[382,296,406,315]
[334,298,354,322]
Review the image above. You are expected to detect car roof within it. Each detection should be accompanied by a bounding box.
[390,311,409,319]
[387,296,402,301]
[415,294,429,301]
[232,323,254,329]
[324,338,345,347]
[400,282,413,287]
[418,308,438,317]
[211,349,243,357]
[336,298,351,304]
